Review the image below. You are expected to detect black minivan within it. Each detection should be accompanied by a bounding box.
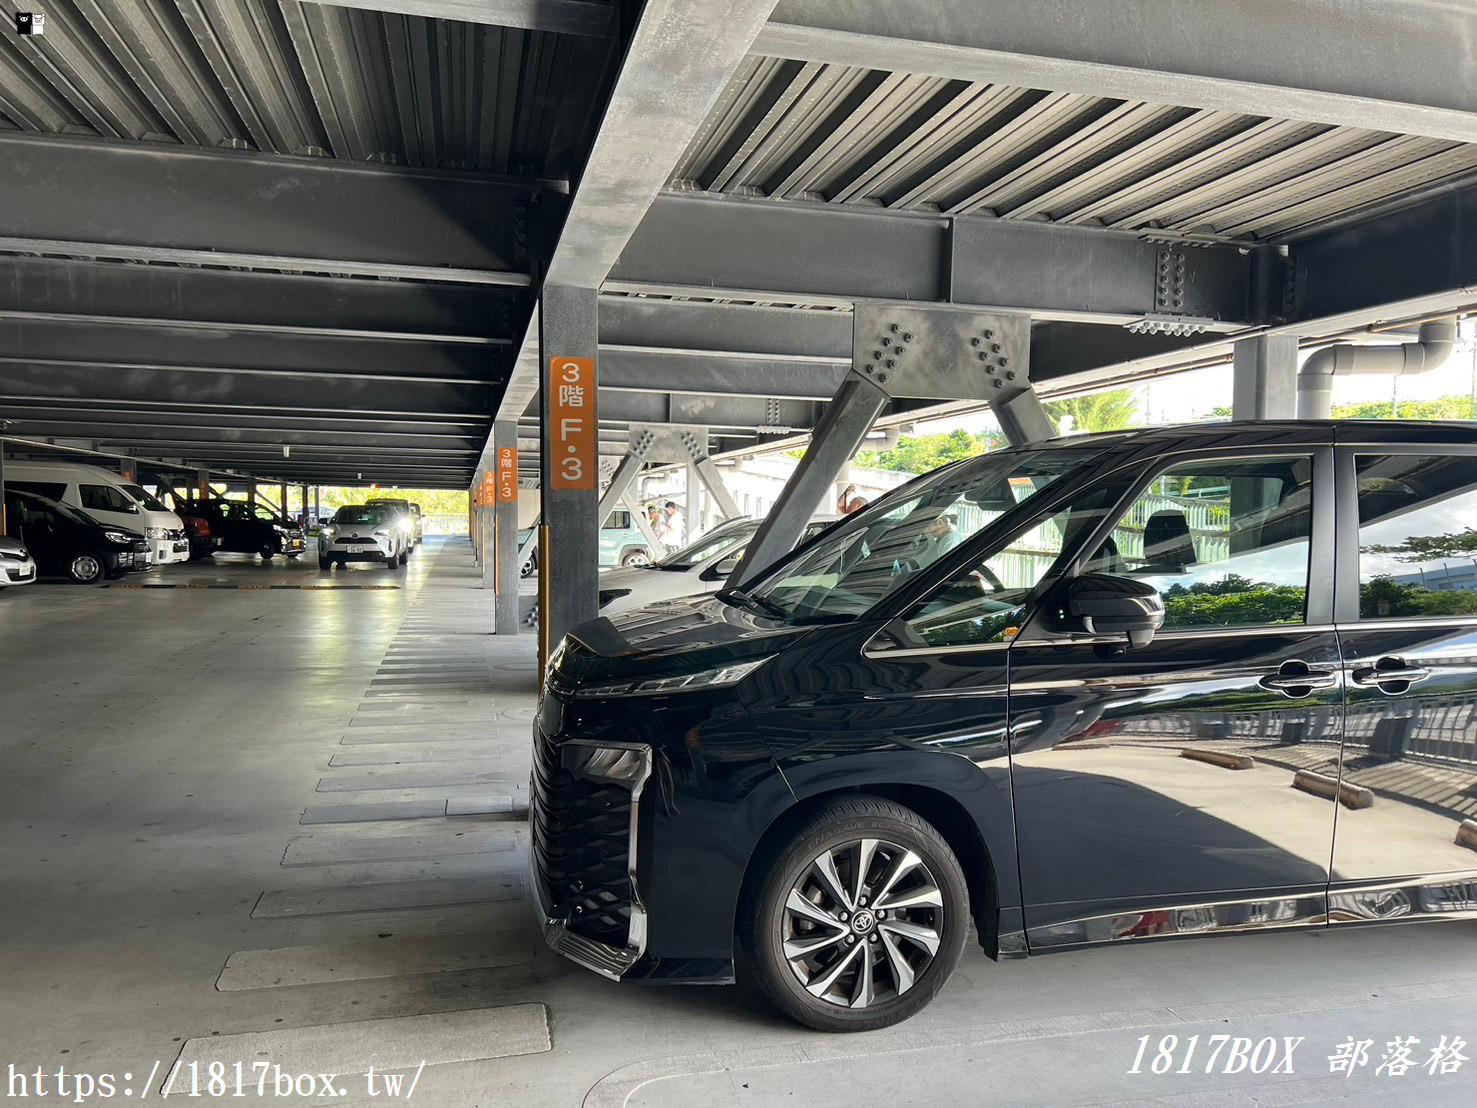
[3,489,150,584]
[534,421,1477,1031]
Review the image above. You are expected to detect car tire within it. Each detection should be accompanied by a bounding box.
[738,796,968,1033]
[386,549,399,567]
[318,555,331,570]
[398,549,409,566]
[259,541,277,561]
[621,549,651,568]
[67,550,108,586]
[520,553,537,578]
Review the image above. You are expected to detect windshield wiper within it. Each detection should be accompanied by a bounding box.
[717,587,789,620]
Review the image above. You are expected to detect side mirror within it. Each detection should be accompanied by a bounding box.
[1064,573,1165,648]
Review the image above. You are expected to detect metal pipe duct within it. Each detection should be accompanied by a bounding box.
[1296,318,1459,418]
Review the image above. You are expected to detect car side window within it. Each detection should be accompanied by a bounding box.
[1355,454,1477,619]
[253,505,276,522]
[80,484,138,513]
[886,485,1124,649]
[1084,455,1313,630]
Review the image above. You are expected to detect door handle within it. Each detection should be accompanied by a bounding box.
[1258,661,1338,698]
[1351,658,1431,693]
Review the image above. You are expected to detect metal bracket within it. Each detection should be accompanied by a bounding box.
[852,303,1032,403]
[1154,249,1187,315]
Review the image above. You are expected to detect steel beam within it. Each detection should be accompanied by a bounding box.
[613,193,1264,326]
[0,135,531,282]
[1290,185,1477,323]
[0,255,518,339]
[598,297,852,361]
[758,0,1477,144]
[0,317,504,383]
[495,0,782,422]
[728,374,888,585]
[600,349,846,400]
[597,452,648,523]
[0,363,490,419]
[307,0,614,37]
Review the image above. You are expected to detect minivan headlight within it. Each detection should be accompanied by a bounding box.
[574,657,767,699]
[103,530,132,545]
[145,526,168,539]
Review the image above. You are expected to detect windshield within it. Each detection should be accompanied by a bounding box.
[658,524,755,570]
[743,447,1107,621]
[122,484,169,513]
[334,507,385,526]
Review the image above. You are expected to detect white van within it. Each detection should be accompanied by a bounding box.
[4,461,188,566]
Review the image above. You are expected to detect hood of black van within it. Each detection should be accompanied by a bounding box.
[554,594,815,687]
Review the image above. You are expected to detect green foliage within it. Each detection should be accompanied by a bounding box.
[1161,579,1307,627]
[1366,528,1477,562]
[865,428,1005,473]
[1042,388,1140,433]
[1360,576,1477,618]
[313,486,470,515]
[1332,396,1476,421]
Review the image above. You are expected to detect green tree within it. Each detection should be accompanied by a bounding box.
[1043,388,1140,433]
[866,428,1001,473]
[1332,396,1476,421]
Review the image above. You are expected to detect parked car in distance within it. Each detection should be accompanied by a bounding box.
[5,460,186,567]
[0,535,38,589]
[3,489,150,584]
[319,505,409,568]
[534,421,1477,1032]
[365,498,423,545]
[174,498,307,561]
[519,508,653,576]
[594,517,837,618]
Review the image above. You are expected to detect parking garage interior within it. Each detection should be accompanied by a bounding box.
[4,1,1477,1104]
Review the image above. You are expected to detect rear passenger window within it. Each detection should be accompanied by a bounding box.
[1355,454,1477,620]
[1085,456,1314,629]
[80,484,138,513]
[9,481,66,501]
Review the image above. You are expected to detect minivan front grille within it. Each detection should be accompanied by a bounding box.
[531,735,635,947]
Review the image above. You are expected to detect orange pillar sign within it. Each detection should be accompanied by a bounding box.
[495,446,518,502]
[548,357,596,490]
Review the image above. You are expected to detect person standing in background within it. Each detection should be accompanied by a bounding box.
[661,501,684,552]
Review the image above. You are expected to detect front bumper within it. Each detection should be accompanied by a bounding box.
[322,537,393,562]
[0,558,37,585]
[530,734,652,981]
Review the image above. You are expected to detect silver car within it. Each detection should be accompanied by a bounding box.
[0,536,37,588]
[317,505,408,569]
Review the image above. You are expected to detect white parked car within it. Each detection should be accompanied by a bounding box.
[318,504,409,569]
[0,536,37,588]
[4,461,187,566]
[595,516,836,618]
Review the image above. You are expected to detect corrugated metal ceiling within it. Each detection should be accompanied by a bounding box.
[670,56,1477,242]
[0,0,604,178]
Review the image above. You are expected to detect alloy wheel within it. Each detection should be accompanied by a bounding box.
[781,838,944,1009]
[70,553,102,583]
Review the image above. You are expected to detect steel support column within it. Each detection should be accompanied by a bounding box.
[994,390,1058,446]
[596,451,648,522]
[493,421,521,635]
[728,375,889,585]
[1232,335,1301,420]
[693,456,741,521]
[538,285,600,664]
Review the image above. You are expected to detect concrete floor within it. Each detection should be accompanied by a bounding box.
[2,538,1475,1106]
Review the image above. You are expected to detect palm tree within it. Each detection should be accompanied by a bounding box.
[1044,388,1141,434]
